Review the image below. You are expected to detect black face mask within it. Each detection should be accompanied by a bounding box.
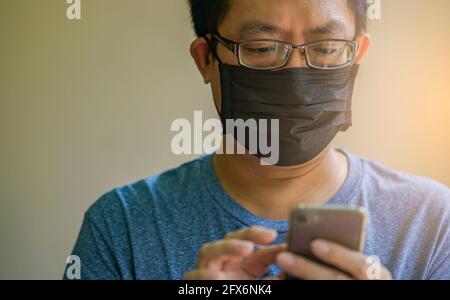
[217,63,359,166]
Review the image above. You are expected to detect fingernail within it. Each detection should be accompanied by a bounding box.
[278,252,294,267]
[261,228,277,238]
[242,241,255,252]
[312,240,330,254]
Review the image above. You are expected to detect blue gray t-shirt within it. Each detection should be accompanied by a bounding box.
[66,149,450,280]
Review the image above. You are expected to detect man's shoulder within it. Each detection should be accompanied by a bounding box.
[351,151,450,212]
[85,155,211,222]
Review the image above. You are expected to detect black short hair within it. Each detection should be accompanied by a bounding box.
[188,0,369,37]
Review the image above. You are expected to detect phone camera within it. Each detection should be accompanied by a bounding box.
[296,214,320,224]
[296,214,307,223]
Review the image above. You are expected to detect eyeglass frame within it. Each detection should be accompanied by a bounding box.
[205,33,359,70]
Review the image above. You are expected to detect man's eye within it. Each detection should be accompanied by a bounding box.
[245,46,276,54]
[313,48,338,55]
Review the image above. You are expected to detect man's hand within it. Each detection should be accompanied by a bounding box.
[276,239,392,280]
[183,226,285,280]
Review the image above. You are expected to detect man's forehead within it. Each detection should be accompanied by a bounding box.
[220,0,354,40]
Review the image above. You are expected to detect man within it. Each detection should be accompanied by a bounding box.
[65,0,450,280]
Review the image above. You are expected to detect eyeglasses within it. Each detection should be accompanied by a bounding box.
[207,33,359,70]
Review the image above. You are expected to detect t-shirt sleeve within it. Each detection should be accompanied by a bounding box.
[63,210,122,280]
[425,186,450,280]
[426,225,450,279]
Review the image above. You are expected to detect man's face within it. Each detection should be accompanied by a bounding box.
[206,0,361,110]
[190,0,369,170]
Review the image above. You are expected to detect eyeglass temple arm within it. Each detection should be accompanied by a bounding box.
[211,34,236,53]
[202,34,236,65]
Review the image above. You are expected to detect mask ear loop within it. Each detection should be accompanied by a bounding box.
[202,35,224,118]
[202,35,225,65]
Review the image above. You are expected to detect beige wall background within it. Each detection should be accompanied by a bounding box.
[0,0,449,279]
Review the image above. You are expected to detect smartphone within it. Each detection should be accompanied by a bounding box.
[286,205,367,278]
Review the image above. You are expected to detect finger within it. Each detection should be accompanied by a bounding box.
[241,244,287,277]
[310,240,371,280]
[276,252,352,280]
[198,239,254,269]
[225,226,277,245]
[183,269,225,280]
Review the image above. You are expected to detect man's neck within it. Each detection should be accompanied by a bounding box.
[212,146,349,220]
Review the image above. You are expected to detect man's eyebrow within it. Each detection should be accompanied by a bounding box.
[304,20,348,37]
[238,20,286,38]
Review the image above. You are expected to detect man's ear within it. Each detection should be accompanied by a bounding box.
[190,37,213,84]
[355,33,371,64]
